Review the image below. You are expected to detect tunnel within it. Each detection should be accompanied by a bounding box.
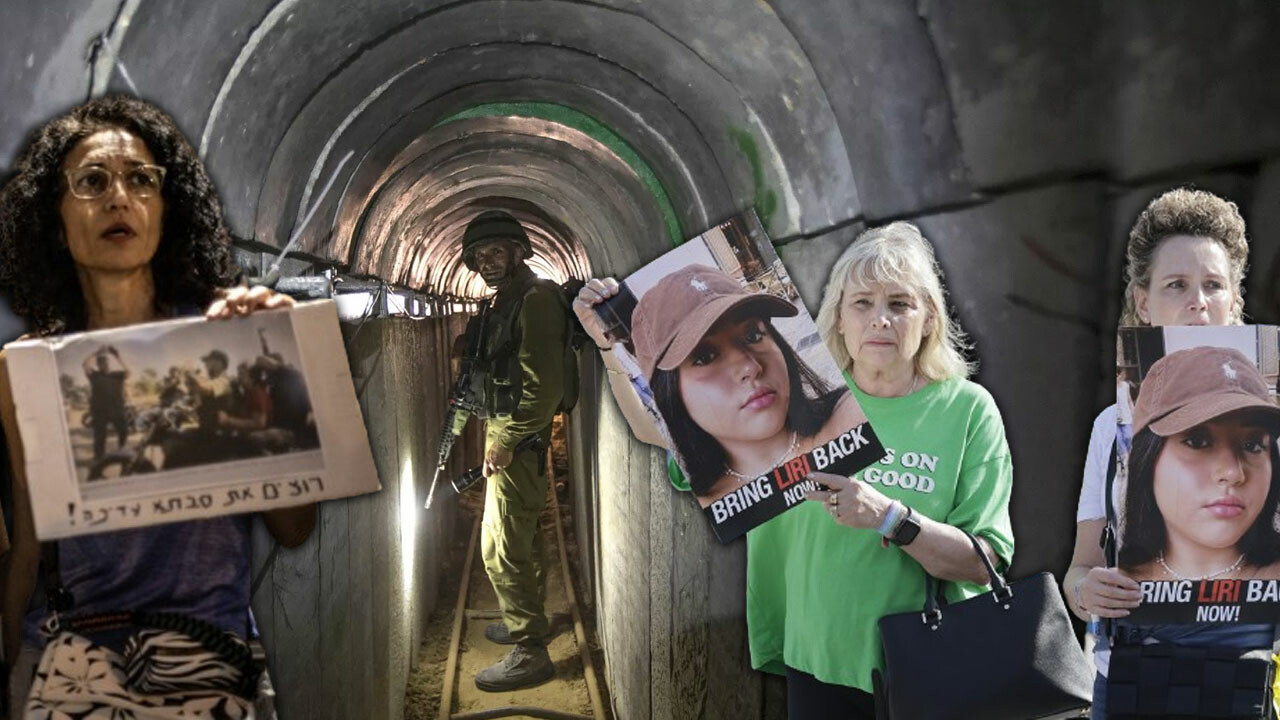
[4,2,1280,719]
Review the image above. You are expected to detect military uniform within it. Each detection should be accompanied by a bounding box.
[479,262,566,645]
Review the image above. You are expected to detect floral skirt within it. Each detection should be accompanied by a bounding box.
[24,633,256,720]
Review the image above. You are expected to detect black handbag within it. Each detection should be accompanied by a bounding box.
[874,531,1093,720]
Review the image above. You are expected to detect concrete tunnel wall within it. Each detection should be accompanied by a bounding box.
[247,316,468,719]
[4,2,1280,719]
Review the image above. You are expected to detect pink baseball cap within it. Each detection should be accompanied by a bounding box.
[631,264,797,379]
[1133,346,1280,436]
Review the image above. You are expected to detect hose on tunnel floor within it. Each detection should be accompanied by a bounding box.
[450,707,591,720]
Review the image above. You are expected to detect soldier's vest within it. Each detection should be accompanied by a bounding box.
[480,271,580,418]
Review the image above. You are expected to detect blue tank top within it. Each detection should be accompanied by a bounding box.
[24,515,252,650]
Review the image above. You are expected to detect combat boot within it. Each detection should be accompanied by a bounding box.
[484,622,517,645]
[474,642,554,692]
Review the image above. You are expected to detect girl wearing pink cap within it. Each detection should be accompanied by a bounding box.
[636,264,866,505]
[1119,346,1280,583]
[577,263,864,507]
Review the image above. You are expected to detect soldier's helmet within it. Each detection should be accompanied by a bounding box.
[461,210,532,271]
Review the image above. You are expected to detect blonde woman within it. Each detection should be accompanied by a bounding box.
[786,221,1013,717]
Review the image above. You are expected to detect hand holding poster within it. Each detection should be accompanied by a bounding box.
[597,211,884,542]
[1116,324,1280,623]
[4,300,380,539]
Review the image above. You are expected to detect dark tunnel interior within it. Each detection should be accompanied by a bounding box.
[4,1,1280,718]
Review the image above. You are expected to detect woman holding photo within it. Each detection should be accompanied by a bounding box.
[0,95,314,714]
[1118,347,1280,584]
[788,222,1013,717]
[574,223,1014,717]
[1062,188,1277,717]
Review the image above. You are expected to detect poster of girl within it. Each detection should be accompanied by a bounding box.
[578,212,883,541]
[1119,343,1280,601]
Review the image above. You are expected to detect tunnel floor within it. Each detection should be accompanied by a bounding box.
[404,473,611,720]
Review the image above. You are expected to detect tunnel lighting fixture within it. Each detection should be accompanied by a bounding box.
[385,292,410,317]
[331,278,434,321]
[334,291,381,322]
[268,275,333,300]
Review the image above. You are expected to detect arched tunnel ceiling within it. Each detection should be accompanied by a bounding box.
[179,0,859,270]
[255,48,719,255]
[350,116,662,298]
[8,1,1280,235]
[411,197,588,299]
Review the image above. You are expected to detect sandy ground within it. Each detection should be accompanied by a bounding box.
[404,477,609,720]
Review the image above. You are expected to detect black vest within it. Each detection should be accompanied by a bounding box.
[479,264,564,418]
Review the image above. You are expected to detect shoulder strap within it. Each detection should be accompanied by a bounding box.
[40,541,75,627]
[496,276,552,335]
[1102,434,1119,641]
[1102,435,1118,566]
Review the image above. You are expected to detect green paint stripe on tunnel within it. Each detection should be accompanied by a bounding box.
[436,102,683,247]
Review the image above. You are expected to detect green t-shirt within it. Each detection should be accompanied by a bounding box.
[745,376,1015,692]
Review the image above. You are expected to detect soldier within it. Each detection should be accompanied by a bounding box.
[460,210,566,691]
[189,349,234,436]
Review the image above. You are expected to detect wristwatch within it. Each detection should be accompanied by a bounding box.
[888,505,921,546]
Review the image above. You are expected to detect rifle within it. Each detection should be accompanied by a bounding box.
[450,432,547,495]
[424,299,491,509]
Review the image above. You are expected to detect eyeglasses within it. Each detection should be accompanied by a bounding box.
[63,165,166,200]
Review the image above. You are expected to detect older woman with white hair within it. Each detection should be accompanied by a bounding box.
[573,221,1014,718]
[775,221,1015,717]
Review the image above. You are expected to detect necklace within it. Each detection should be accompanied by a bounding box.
[725,431,799,480]
[1157,551,1245,581]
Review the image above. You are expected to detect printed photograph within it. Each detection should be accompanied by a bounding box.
[6,301,380,540]
[54,310,323,494]
[597,211,884,542]
[1116,324,1280,623]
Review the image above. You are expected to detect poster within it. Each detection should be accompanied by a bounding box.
[596,211,884,542]
[1116,324,1280,623]
[5,300,380,539]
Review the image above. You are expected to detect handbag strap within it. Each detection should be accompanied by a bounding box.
[39,542,75,621]
[54,609,261,699]
[922,530,1011,624]
[1102,435,1118,566]
[1101,435,1119,640]
[39,542,259,698]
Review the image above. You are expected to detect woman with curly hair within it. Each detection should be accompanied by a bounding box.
[0,94,314,713]
[1061,187,1275,717]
